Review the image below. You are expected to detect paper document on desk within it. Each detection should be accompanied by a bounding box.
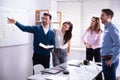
[45,75,68,80]
[27,74,46,80]
[39,43,54,49]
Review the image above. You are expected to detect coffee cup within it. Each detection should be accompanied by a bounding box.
[83,60,90,65]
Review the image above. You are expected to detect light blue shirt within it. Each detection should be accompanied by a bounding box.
[100,22,120,63]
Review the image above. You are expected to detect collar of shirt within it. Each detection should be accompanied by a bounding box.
[42,26,49,35]
[105,22,112,29]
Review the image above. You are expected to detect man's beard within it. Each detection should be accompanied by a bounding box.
[101,19,106,24]
[43,22,48,26]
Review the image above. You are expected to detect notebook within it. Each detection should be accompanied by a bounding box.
[68,60,81,67]
[41,68,62,74]
[39,43,53,49]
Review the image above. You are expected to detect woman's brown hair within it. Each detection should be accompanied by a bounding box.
[87,17,102,34]
[63,21,73,44]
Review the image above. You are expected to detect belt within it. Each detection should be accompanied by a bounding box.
[102,55,112,60]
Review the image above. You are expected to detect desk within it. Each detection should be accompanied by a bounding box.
[28,60,102,80]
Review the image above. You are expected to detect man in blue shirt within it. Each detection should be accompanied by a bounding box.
[100,9,120,80]
[7,13,55,70]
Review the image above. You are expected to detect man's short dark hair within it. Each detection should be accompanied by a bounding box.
[43,13,52,20]
[102,9,114,19]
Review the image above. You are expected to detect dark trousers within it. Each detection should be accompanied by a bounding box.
[32,53,50,68]
[102,58,119,80]
[86,48,102,80]
[86,48,101,62]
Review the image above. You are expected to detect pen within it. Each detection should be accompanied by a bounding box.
[7,17,10,20]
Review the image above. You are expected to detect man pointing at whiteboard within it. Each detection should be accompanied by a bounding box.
[7,13,55,72]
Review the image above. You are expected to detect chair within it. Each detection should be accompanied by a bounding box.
[33,64,45,74]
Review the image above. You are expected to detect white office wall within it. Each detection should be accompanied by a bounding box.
[58,2,81,47]
[110,0,120,29]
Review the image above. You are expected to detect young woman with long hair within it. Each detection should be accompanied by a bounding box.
[52,21,73,66]
[82,17,103,80]
[82,16,102,62]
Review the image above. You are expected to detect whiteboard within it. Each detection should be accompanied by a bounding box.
[0,7,29,47]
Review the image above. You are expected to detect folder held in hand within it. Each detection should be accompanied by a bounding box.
[39,43,53,49]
